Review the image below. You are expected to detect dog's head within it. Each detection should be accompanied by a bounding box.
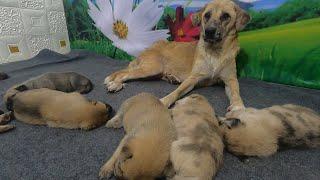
[113,135,170,180]
[192,0,250,44]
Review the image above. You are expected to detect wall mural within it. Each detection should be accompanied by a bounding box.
[63,0,320,89]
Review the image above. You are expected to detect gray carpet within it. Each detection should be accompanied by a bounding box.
[0,50,319,180]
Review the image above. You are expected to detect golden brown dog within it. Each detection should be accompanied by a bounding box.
[168,94,224,180]
[7,88,112,130]
[100,93,176,180]
[0,110,14,133]
[219,104,320,157]
[104,0,250,112]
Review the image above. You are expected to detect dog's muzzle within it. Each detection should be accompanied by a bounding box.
[204,27,222,43]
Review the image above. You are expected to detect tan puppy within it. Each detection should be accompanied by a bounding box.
[0,110,14,133]
[4,72,93,109]
[8,88,112,130]
[169,94,224,180]
[100,93,176,180]
[219,104,320,157]
[105,0,250,112]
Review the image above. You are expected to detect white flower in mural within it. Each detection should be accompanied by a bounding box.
[87,0,169,57]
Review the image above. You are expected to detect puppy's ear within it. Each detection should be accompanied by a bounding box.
[224,118,242,129]
[121,144,133,161]
[15,85,28,92]
[234,5,250,31]
[191,5,207,26]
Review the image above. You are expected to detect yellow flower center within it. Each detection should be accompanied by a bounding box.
[177,28,184,37]
[113,20,129,39]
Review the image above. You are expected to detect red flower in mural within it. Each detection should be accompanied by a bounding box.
[165,6,200,42]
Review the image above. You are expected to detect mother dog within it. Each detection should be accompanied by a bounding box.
[104,0,250,112]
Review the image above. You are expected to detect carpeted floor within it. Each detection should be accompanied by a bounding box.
[0,50,319,180]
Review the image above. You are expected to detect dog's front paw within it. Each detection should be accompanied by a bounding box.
[160,96,173,108]
[105,81,124,92]
[99,164,114,179]
[226,104,245,118]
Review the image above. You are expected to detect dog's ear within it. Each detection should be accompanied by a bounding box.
[234,4,250,31]
[191,5,207,26]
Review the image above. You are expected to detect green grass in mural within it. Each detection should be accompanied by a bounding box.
[237,18,320,89]
[71,40,133,61]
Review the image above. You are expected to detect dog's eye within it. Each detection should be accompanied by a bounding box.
[204,12,211,21]
[220,12,230,21]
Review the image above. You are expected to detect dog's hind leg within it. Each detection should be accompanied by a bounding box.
[104,56,164,92]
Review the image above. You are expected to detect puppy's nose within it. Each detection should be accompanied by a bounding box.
[205,27,217,37]
[104,103,113,117]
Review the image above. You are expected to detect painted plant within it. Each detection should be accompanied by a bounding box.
[165,6,200,42]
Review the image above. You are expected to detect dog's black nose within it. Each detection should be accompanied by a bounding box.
[205,27,217,37]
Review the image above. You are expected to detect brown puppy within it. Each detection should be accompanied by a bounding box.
[100,93,176,180]
[169,94,224,180]
[219,104,320,157]
[0,110,14,133]
[105,0,250,112]
[8,88,112,130]
[0,72,9,80]
[4,72,93,109]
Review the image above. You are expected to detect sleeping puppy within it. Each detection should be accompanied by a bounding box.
[4,72,93,108]
[169,94,224,180]
[0,72,9,80]
[7,88,112,130]
[0,110,14,133]
[100,93,176,180]
[219,104,320,157]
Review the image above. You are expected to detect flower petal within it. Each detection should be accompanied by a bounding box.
[128,0,164,32]
[185,27,200,37]
[114,0,133,22]
[88,0,116,41]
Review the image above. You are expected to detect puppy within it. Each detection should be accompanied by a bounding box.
[8,88,112,130]
[4,72,93,108]
[169,94,224,180]
[0,72,9,80]
[0,110,14,133]
[219,104,320,157]
[100,93,176,180]
[105,0,250,112]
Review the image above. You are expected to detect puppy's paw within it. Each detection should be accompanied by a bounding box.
[99,164,114,179]
[0,112,13,125]
[0,125,15,133]
[106,115,123,129]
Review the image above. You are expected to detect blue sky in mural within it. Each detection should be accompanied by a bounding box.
[71,0,288,11]
[159,0,288,10]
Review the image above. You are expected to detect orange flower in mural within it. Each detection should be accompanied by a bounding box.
[165,6,200,42]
